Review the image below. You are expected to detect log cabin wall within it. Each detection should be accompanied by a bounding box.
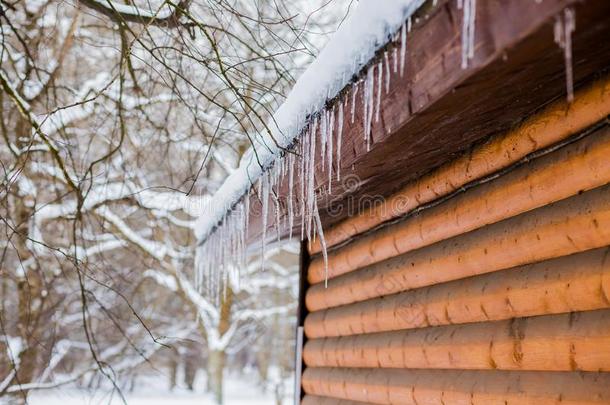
[299,78,610,404]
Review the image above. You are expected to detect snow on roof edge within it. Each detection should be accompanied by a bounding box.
[195,0,427,244]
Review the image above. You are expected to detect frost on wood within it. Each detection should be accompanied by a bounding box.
[195,0,427,298]
[554,7,576,103]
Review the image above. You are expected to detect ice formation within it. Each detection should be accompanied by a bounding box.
[196,0,440,299]
[554,7,576,103]
[458,0,477,69]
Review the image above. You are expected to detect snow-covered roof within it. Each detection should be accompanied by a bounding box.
[195,0,427,245]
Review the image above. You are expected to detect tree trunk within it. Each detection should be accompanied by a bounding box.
[169,352,178,390]
[208,349,226,404]
[207,287,233,404]
[6,145,44,405]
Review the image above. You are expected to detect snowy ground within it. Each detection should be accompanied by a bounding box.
[28,375,291,405]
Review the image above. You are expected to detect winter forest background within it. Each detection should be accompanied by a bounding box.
[0,1,351,404]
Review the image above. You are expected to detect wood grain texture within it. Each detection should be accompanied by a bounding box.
[306,184,610,311]
[302,368,610,404]
[303,309,610,371]
[301,395,369,405]
[305,247,610,339]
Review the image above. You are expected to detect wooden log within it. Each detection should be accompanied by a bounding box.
[303,309,610,371]
[302,395,369,405]
[304,247,610,338]
[306,184,610,311]
[308,77,610,256]
[309,121,610,284]
[302,368,610,404]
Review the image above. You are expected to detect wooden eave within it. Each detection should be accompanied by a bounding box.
[245,0,610,246]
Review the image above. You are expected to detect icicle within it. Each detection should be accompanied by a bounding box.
[467,0,476,61]
[260,171,269,270]
[400,22,407,77]
[327,107,335,193]
[459,0,477,69]
[300,127,309,241]
[351,82,359,124]
[288,152,295,240]
[336,103,344,181]
[554,8,575,103]
[241,201,247,267]
[363,66,375,151]
[384,51,391,94]
[241,195,249,277]
[375,61,383,123]
[274,188,281,243]
[257,174,263,200]
[299,133,307,240]
[306,118,318,242]
[312,198,329,288]
[320,110,327,172]
[222,218,230,299]
[393,47,398,74]
[269,163,280,244]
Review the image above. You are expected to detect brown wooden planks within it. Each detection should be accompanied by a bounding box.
[297,2,610,399]
[302,368,610,404]
[305,247,610,338]
[307,184,610,311]
[303,309,610,371]
[301,395,369,405]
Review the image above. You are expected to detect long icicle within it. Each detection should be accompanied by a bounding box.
[260,170,269,271]
[375,61,383,123]
[459,0,477,69]
[320,110,327,172]
[288,152,294,240]
[300,131,307,240]
[554,7,575,103]
[351,82,359,124]
[336,102,344,181]
[400,21,407,76]
[327,107,334,193]
[313,197,329,288]
[273,164,281,243]
[363,65,375,151]
[307,117,318,242]
[384,51,391,94]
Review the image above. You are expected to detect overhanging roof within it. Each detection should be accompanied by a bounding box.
[243,0,610,246]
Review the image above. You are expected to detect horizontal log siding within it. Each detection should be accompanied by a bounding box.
[306,183,610,311]
[303,309,610,371]
[301,396,369,405]
[301,82,610,403]
[305,247,610,338]
[302,368,610,404]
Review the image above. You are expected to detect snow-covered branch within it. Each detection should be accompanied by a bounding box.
[79,0,186,26]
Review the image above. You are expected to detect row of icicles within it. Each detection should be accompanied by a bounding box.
[197,0,576,302]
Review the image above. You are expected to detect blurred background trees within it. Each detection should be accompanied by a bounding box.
[0,1,348,403]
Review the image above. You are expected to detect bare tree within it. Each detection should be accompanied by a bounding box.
[0,0,344,404]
